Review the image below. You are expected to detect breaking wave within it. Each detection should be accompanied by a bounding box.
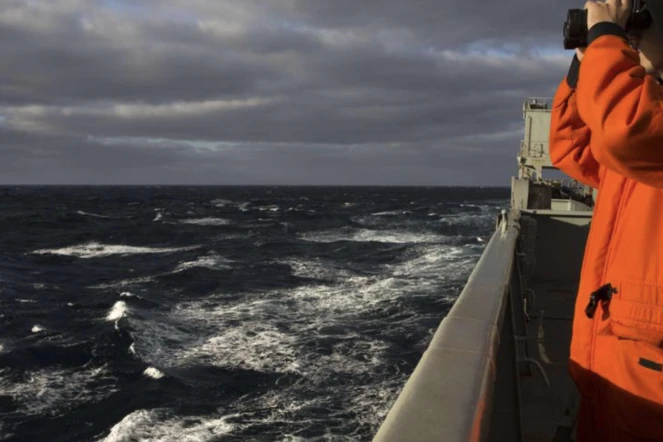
[179,218,231,226]
[31,242,199,259]
[100,409,236,442]
[300,228,446,244]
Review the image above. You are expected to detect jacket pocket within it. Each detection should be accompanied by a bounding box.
[592,281,663,439]
[608,298,663,346]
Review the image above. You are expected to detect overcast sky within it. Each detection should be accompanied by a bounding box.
[0,0,580,185]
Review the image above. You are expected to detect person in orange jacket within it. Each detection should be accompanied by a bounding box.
[549,0,663,440]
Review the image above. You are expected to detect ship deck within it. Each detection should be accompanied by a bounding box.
[520,281,579,442]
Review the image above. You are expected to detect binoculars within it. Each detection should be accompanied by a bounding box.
[563,0,652,49]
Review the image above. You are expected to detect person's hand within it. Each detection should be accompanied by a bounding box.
[585,0,631,30]
[636,26,663,73]
[576,47,586,61]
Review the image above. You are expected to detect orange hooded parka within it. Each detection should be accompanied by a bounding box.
[550,22,663,441]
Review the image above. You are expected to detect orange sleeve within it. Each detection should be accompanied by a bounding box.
[576,22,663,188]
[549,56,602,189]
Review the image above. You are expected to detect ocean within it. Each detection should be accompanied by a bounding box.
[0,186,509,441]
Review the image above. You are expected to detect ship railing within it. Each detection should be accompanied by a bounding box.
[523,97,553,111]
[373,209,521,442]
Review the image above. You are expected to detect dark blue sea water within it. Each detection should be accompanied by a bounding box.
[0,186,509,442]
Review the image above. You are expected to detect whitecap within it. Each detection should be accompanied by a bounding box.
[143,367,164,379]
[173,254,232,272]
[371,210,411,216]
[438,212,495,227]
[177,326,302,374]
[218,382,401,441]
[211,198,232,207]
[100,409,236,442]
[300,228,444,244]
[280,258,355,280]
[106,301,127,321]
[31,242,199,259]
[31,325,44,333]
[76,210,111,219]
[179,218,230,226]
[284,246,470,315]
[257,205,280,212]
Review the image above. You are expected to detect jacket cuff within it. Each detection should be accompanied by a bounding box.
[566,54,580,88]
[587,22,628,46]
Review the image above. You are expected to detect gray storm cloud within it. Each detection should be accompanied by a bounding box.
[0,0,580,185]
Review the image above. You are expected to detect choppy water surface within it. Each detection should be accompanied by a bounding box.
[0,186,508,441]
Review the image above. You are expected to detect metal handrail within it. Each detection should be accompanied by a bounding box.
[373,209,522,442]
[523,97,553,107]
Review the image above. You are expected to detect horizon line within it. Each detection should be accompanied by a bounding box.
[0,184,512,188]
